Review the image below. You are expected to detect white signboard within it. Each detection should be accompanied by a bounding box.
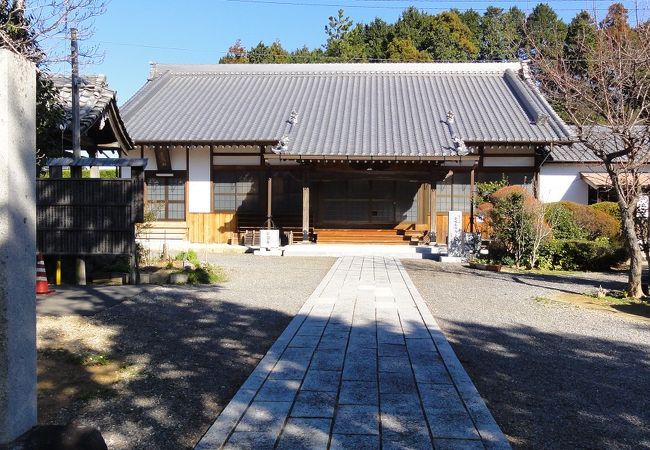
[448,210,463,256]
[260,229,280,249]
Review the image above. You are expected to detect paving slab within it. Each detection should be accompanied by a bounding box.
[195,256,510,449]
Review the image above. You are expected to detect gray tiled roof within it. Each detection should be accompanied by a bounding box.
[549,141,599,163]
[122,62,574,158]
[52,75,115,133]
[549,126,647,163]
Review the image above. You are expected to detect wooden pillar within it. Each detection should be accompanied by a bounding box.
[267,174,272,229]
[430,181,437,240]
[302,180,310,243]
[470,165,476,233]
[417,183,427,225]
[49,166,62,179]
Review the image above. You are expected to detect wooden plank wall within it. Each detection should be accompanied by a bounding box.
[187,212,237,244]
[37,178,143,255]
[138,221,188,241]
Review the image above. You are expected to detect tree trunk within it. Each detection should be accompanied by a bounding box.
[622,208,644,298]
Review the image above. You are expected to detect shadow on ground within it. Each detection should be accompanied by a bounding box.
[38,286,295,450]
[407,263,629,295]
[440,319,650,449]
[403,259,650,450]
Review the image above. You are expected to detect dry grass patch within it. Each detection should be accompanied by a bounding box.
[536,292,650,323]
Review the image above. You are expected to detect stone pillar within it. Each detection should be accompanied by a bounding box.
[0,49,37,444]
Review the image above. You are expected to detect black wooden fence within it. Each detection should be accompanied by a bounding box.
[37,177,144,255]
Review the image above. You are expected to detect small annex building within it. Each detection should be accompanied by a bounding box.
[539,126,650,205]
[121,62,574,245]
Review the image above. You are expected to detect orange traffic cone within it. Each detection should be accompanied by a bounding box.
[36,253,53,295]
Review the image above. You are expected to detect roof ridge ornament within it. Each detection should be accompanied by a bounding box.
[272,109,299,155]
[446,111,470,157]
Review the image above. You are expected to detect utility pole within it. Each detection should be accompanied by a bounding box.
[70,28,86,284]
[70,28,82,178]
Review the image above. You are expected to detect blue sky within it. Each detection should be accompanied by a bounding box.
[55,0,642,105]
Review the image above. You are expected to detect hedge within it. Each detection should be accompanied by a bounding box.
[538,239,627,271]
[590,201,621,222]
[546,201,621,241]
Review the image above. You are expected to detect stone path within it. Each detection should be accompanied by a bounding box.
[196,257,510,450]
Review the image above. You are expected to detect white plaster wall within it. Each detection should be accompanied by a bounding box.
[539,164,590,204]
[121,148,141,178]
[0,49,37,443]
[188,146,211,213]
[142,146,157,171]
[171,146,187,170]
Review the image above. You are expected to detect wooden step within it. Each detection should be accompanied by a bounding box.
[315,228,410,244]
[138,221,188,240]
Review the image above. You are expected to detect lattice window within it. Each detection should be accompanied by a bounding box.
[146,176,185,220]
[213,172,262,212]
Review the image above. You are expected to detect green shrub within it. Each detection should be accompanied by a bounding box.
[546,201,620,241]
[537,239,627,271]
[475,176,509,206]
[484,186,551,268]
[591,201,621,222]
[186,263,226,284]
[545,203,587,240]
[175,249,199,265]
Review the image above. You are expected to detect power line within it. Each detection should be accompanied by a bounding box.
[334,0,618,3]
[224,0,640,11]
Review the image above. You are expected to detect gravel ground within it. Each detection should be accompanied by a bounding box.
[37,255,334,450]
[403,260,650,450]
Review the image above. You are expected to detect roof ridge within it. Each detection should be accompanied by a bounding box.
[152,61,522,76]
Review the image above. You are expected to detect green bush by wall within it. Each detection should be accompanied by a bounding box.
[546,201,621,242]
[537,239,627,271]
[590,201,621,222]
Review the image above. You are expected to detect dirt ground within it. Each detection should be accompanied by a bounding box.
[36,255,334,450]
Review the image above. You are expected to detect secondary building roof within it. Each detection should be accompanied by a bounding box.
[549,126,648,163]
[122,62,573,159]
[581,172,650,188]
[51,74,133,152]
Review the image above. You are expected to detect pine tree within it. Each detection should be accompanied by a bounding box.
[564,11,596,75]
[362,18,394,61]
[248,41,269,64]
[324,11,368,61]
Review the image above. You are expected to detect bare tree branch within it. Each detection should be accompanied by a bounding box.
[528,3,650,297]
